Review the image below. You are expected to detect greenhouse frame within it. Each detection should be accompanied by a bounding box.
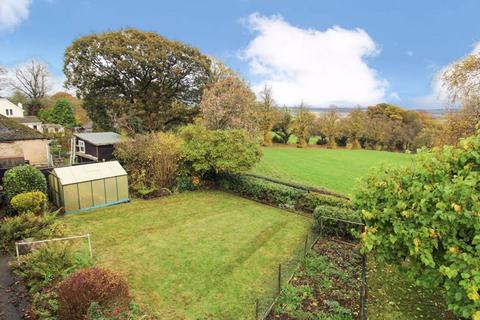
[49,161,129,213]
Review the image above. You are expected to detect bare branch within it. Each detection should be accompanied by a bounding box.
[10,59,51,100]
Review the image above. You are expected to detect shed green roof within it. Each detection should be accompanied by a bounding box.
[0,115,45,141]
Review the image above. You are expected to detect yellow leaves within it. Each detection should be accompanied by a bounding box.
[467,285,479,302]
[414,238,421,248]
[365,226,377,234]
[401,210,413,218]
[362,210,374,220]
[452,203,462,213]
[429,228,437,238]
[449,246,460,254]
[473,310,480,320]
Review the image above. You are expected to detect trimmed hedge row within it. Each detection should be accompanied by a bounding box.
[216,174,363,238]
[216,173,352,213]
[314,205,362,239]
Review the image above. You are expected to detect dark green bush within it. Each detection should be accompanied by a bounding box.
[14,242,91,294]
[313,205,362,238]
[2,165,47,201]
[10,191,48,215]
[217,174,351,213]
[0,211,64,253]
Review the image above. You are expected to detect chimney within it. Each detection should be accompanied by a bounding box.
[18,102,23,109]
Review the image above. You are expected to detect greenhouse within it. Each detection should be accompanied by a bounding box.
[49,161,129,213]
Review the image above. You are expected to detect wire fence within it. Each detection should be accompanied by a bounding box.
[252,228,320,319]
[14,234,93,260]
[255,215,367,320]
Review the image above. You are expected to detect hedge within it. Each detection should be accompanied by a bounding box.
[216,173,352,214]
[313,205,362,239]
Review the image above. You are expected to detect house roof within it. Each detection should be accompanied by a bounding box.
[11,116,41,124]
[74,132,122,146]
[0,115,45,141]
[0,97,22,109]
[51,161,127,185]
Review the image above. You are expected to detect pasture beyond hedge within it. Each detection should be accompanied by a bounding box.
[63,191,312,319]
[252,147,412,195]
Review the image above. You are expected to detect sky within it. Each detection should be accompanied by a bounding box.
[0,0,479,109]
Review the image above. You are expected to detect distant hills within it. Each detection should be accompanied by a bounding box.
[283,106,448,118]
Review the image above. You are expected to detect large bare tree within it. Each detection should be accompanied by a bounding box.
[11,59,50,101]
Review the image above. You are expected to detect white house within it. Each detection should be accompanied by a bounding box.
[0,97,24,117]
[0,97,44,133]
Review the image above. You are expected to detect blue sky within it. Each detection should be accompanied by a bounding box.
[1,0,479,109]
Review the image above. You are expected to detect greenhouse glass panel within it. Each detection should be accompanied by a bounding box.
[104,177,118,202]
[92,179,106,206]
[63,184,79,212]
[78,182,93,209]
[117,176,129,200]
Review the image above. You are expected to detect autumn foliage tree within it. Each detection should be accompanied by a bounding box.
[316,108,340,148]
[272,107,294,144]
[291,104,316,148]
[200,75,258,134]
[257,86,279,146]
[64,29,211,133]
[439,51,480,146]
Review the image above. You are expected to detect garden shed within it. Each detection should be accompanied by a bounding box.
[49,161,129,213]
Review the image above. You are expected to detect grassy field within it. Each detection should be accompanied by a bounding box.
[62,191,312,319]
[253,146,453,319]
[252,146,413,195]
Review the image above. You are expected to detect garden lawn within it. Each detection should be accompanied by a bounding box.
[252,147,413,195]
[62,191,312,319]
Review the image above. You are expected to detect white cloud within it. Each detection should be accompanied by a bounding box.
[240,13,388,107]
[389,91,400,101]
[411,42,480,109]
[410,73,449,109]
[0,0,32,31]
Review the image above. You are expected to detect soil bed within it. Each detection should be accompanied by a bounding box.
[267,238,362,320]
[0,255,29,320]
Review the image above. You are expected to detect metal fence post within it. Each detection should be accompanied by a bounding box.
[255,299,259,320]
[359,225,367,320]
[319,216,324,238]
[87,233,93,258]
[303,234,308,258]
[278,263,282,295]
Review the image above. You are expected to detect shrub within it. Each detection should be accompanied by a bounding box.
[217,174,351,213]
[0,211,64,253]
[86,301,146,320]
[180,123,262,178]
[2,165,47,202]
[57,268,130,320]
[13,242,92,294]
[30,290,59,320]
[354,131,480,319]
[313,205,362,238]
[115,132,182,197]
[10,191,48,215]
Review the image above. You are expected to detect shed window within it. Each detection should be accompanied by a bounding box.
[78,140,85,153]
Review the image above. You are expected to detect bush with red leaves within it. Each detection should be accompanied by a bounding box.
[57,268,130,320]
